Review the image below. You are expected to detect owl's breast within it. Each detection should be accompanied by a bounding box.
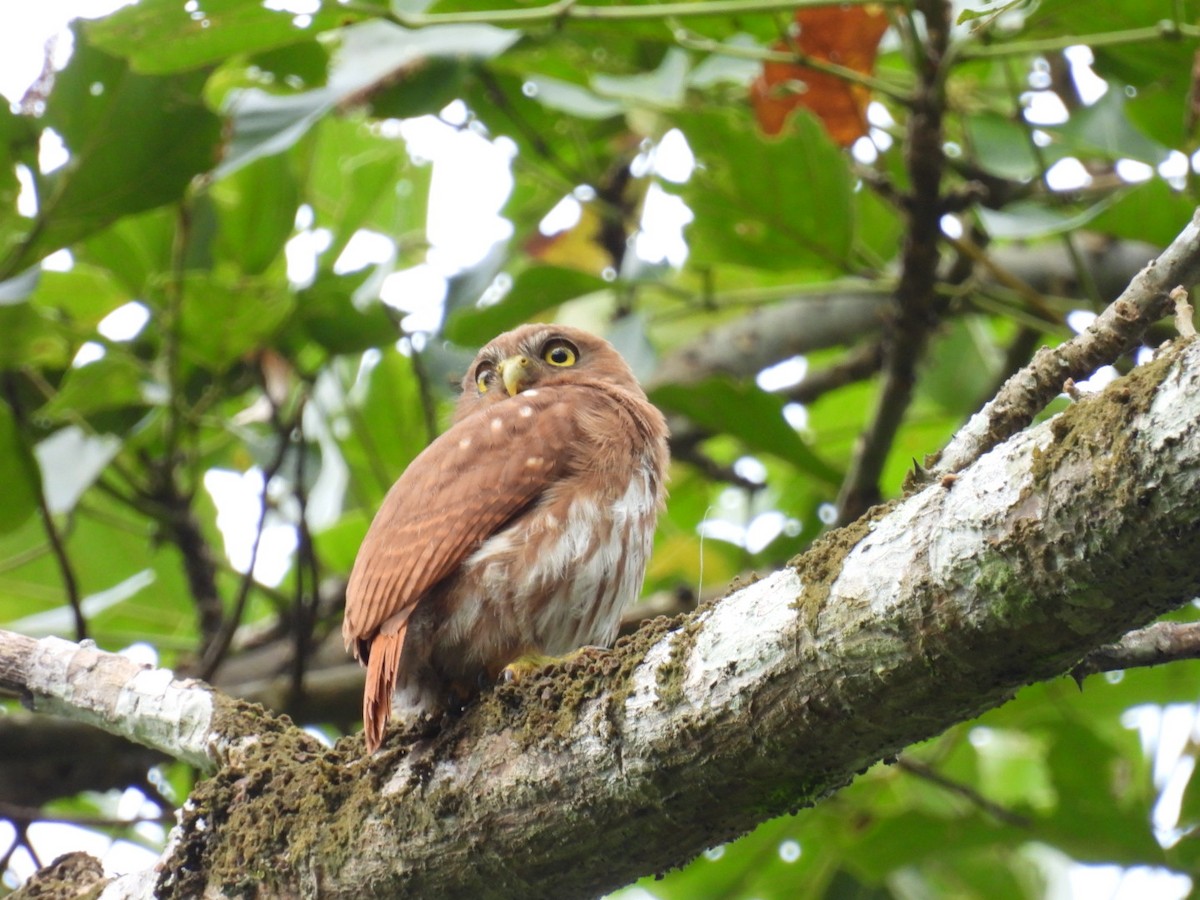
[433,461,659,674]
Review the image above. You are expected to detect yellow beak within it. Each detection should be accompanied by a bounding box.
[499,355,533,397]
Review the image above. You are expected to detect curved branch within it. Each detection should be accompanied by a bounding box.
[0,630,306,772]
[27,333,1199,899]
[931,208,1200,478]
[1072,621,1200,681]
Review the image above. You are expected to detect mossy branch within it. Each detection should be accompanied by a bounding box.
[11,333,1200,897]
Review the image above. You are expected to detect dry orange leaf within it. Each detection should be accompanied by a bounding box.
[750,4,889,146]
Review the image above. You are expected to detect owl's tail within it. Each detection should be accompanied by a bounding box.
[363,624,407,753]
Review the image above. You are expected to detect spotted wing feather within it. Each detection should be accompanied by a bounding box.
[342,396,575,661]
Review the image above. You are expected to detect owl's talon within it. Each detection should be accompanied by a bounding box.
[500,654,558,684]
[500,646,612,684]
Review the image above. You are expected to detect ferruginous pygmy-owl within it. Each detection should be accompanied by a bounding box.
[343,324,669,752]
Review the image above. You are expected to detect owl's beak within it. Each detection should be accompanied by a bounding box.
[499,355,533,397]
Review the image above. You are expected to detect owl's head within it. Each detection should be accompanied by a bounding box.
[455,324,641,418]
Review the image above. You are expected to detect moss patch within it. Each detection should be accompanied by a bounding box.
[452,612,687,748]
[157,699,439,898]
[1029,343,1181,497]
[789,505,891,632]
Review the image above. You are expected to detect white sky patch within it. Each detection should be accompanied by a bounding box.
[652,128,695,183]
[98,301,150,340]
[15,165,37,217]
[398,114,515,272]
[72,342,106,366]
[1023,90,1070,126]
[1116,158,1154,183]
[1064,45,1108,105]
[39,129,69,173]
[635,183,691,268]
[783,402,808,432]
[756,355,807,392]
[1045,157,1091,191]
[538,195,582,235]
[204,468,298,586]
[851,136,878,164]
[43,248,74,271]
[263,0,320,13]
[380,263,448,333]
[1160,149,1190,188]
[285,227,332,287]
[1066,309,1096,334]
[940,214,963,239]
[1074,364,1118,393]
[744,510,785,554]
[334,229,393,274]
[0,1,131,103]
[732,456,767,485]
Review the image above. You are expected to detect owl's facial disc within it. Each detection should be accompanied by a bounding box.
[499,355,534,396]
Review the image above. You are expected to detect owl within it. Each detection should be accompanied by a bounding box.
[343,324,670,752]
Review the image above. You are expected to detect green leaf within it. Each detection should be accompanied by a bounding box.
[976,198,1111,240]
[35,426,123,516]
[178,273,296,372]
[40,354,156,422]
[368,58,470,120]
[1050,90,1168,165]
[678,109,855,273]
[920,317,1002,417]
[339,347,431,505]
[29,264,131,330]
[86,0,353,74]
[0,403,40,535]
[306,115,430,264]
[292,272,399,358]
[592,48,690,107]
[443,266,609,345]
[652,379,842,485]
[0,303,71,368]
[1090,178,1198,247]
[964,113,1044,181]
[211,153,299,275]
[218,20,520,178]
[5,26,221,275]
[76,207,175,296]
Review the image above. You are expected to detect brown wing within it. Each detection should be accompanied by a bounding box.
[342,391,576,657]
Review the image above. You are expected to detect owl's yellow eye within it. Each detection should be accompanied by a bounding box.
[543,340,578,368]
[475,363,495,394]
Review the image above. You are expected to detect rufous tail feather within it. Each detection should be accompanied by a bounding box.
[363,625,406,753]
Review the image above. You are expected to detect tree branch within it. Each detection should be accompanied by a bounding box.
[1072,621,1200,681]
[15,334,1200,898]
[0,630,306,772]
[835,0,951,524]
[931,208,1200,478]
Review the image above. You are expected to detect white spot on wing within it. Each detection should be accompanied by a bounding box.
[491,417,504,432]
[519,406,534,418]
[459,437,472,451]
[524,390,539,398]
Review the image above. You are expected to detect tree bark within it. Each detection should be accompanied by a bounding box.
[5,334,1200,898]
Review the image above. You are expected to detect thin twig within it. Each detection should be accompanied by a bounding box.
[931,208,1200,478]
[199,406,300,682]
[835,0,951,526]
[780,342,885,405]
[897,758,1034,828]
[1072,621,1200,682]
[1,376,86,641]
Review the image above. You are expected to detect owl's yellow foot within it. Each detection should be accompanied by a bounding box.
[500,646,610,683]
